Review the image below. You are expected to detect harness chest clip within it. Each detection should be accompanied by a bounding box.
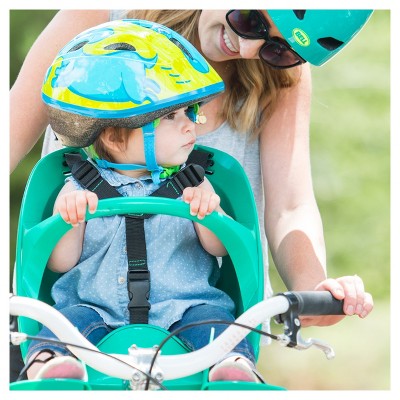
[127,270,151,324]
[127,270,151,310]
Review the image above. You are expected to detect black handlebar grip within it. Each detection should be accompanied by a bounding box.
[288,291,345,316]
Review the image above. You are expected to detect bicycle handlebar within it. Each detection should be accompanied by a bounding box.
[10,291,344,382]
[281,291,345,315]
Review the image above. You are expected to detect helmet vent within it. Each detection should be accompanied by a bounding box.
[169,38,193,60]
[317,37,344,51]
[104,43,136,51]
[293,10,306,20]
[68,41,89,52]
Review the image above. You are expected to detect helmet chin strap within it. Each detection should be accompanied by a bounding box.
[94,159,147,171]
[141,122,164,184]
[93,106,202,183]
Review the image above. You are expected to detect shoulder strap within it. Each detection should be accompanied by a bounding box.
[186,148,214,173]
[65,153,206,202]
[64,153,121,200]
[149,163,205,200]
[64,152,205,324]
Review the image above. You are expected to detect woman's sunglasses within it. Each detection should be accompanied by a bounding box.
[226,10,306,69]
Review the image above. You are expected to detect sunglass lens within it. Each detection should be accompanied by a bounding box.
[259,42,301,68]
[227,10,266,38]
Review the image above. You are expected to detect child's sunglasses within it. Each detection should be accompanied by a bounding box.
[226,10,306,69]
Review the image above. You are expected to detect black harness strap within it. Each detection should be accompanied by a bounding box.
[65,153,208,201]
[65,153,121,200]
[186,148,214,173]
[125,215,150,324]
[64,152,207,324]
[150,163,205,200]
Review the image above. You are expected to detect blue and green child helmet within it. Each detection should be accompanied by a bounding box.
[267,9,373,66]
[42,19,224,183]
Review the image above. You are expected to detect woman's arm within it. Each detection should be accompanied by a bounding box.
[261,64,326,290]
[10,10,110,172]
[260,64,373,324]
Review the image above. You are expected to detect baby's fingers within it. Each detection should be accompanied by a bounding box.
[182,187,195,203]
[188,188,203,217]
[197,192,221,219]
[206,193,220,214]
[54,195,70,224]
[55,190,98,227]
[183,188,204,218]
[66,191,86,226]
[183,187,201,216]
[183,188,220,219]
[73,191,98,224]
[85,191,98,215]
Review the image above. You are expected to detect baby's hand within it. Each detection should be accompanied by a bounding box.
[54,190,98,227]
[182,186,221,220]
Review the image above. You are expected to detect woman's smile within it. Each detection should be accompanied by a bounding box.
[221,26,238,55]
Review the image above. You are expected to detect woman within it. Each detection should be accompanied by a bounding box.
[10,9,373,329]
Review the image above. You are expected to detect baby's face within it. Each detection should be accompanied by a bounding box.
[153,107,197,167]
[105,107,197,174]
[121,107,197,168]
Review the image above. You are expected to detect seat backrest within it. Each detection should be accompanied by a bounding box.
[200,145,263,313]
[15,145,264,357]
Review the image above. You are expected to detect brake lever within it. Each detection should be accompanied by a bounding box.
[274,292,335,360]
[294,334,335,360]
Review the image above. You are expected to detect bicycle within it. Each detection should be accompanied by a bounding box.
[10,145,344,390]
[10,290,344,390]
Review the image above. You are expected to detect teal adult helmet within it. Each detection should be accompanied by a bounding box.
[267,10,373,66]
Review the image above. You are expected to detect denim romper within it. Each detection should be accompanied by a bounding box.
[51,167,235,330]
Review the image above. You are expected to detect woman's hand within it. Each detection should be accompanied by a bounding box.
[300,275,374,327]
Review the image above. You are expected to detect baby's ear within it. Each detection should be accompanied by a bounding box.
[100,127,124,151]
[101,127,117,143]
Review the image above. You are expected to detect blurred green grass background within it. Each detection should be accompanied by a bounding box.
[9,10,390,389]
[263,10,390,389]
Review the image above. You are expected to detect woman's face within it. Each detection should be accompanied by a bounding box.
[198,10,283,62]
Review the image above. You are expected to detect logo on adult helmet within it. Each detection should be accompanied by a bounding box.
[42,19,224,147]
[268,10,373,66]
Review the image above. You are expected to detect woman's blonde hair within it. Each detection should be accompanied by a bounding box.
[127,10,299,137]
